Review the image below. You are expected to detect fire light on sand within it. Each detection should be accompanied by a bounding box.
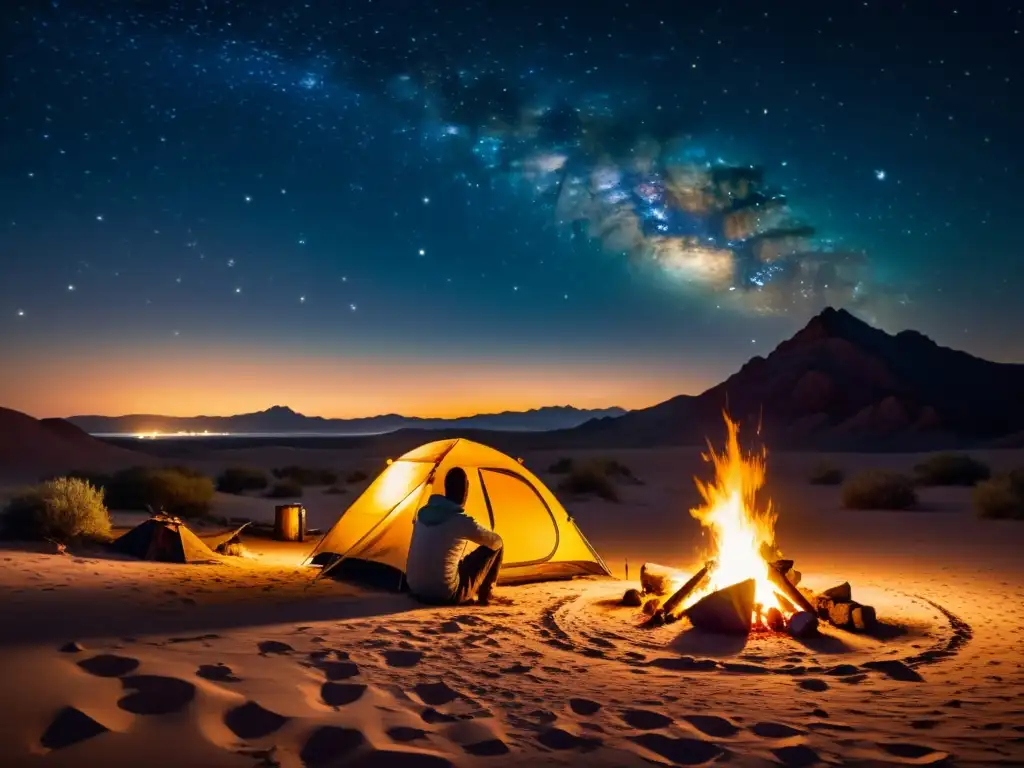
[683,411,785,622]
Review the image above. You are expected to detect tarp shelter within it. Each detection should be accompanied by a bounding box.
[307,438,611,585]
[112,516,220,563]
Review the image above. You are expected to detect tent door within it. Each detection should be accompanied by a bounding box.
[479,468,559,567]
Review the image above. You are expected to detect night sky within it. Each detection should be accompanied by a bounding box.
[2,1,1021,419]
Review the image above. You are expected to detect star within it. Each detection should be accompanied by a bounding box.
[874,169,886,181]
[227,258,235,267]
[341,276,348,282]
[96,214,104,222]
[349,303,357,311]
[67,284,75,292]
[418,248,426,256]
[299,295,306,303]
[422,196,430,204]
[298,237,306,245]
[244,195,252,203]
[280,188,287,194]
[16,309,25,317]
[234,287,242,294]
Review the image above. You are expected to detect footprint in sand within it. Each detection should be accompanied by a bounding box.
[197,663,241,683]
[318,660,360,681]
[321,683,368,707]
[440,620,463,633]
[631,734,726,765]
[300,726,365,767]
[40,706,109,750]
[824,664,860,676]
[622,709,673,730]
[569,698,601,716]
[681,715,740,738]
[879,743,949,763]
[77,654,140,678]
[751,722,805,739]
[773,745,822,767]
[463,739,511,756]
[414,681,462,707]
[59,641,85,654]
[537,727,602,752]
[383,649,423,668]
[499,662,532,674]
[421,707,460,724]
[863,660,924,682]
[351,750,455,767]
[225,701,290,739]
[797,678,829,692]
[257,640,294,655]
[118,675,196,715]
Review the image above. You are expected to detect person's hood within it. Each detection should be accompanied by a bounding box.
[417,494,465,526]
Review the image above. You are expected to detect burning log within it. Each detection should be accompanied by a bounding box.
[821,582,852,602]
[765,607,785,632]
[766,561,816,615]
[685,578,756,635]
[662,562,712,618]
[640,562,687,596]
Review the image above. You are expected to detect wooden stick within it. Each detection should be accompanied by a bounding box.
[766,561,815,614]
[640,562,688,596]
[662,562,712,618]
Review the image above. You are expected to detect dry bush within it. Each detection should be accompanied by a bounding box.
[841,470,917,510]
[104,466,214,518]
[548,457,574,474]
[973,469,1024,520]
[558,462,620,502]
[1,477,112,542]
[914,453,991,486]
[266,480,304,498]
[808,461,844,485]
[215,467,269,494]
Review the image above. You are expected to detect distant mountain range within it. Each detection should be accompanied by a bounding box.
[567,307,1024,450]
[66,404,629,436]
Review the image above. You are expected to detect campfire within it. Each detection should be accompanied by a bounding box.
[623,412,876,638]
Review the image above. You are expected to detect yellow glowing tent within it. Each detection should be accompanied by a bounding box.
[307,438,610,585]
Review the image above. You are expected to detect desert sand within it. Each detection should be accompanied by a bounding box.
[1,445,1023,767]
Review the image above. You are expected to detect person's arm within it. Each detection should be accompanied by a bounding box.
[454,514,503,550]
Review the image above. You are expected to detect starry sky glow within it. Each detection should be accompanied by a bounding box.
[1,1,1021,418]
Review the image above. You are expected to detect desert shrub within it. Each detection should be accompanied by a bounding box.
[215,467,269,494]
[104,466,214,518]
[1,477,112,542]
[914,453,990,486]
[841,470,917,510]
[266,480,304,498]
[324,485,347,495]
[973,470,1024,519]
[548,457,574,474]
[272,465,338,486]
[345,469,369,484]
[808,461,844,485]
[558,461,620,502]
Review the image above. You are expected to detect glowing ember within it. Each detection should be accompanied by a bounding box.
[682,411,787,624]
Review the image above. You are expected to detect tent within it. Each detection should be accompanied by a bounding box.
[307,438,611,585]
[112,515,220,563]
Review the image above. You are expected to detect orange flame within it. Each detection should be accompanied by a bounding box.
[683,412,785,619]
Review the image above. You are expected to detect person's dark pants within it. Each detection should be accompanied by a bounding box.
[453,545,503,604]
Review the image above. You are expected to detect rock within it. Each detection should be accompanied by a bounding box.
[685,579,756,635]
[642,597,662,616]
[814,596,834,619]
[788,611,819,639]
[828,602,854,629]
[851,604,877,631]
[622,589,643,607]
[765,607,785,632]
[822,582,852,602]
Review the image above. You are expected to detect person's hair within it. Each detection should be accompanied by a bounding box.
[443,467,468,504]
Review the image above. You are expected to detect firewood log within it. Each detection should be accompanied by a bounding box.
[766,561,815,614]
[639,562,687,596]
[662,562,712,618]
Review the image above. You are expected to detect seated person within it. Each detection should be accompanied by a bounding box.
[405,467,504,605]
